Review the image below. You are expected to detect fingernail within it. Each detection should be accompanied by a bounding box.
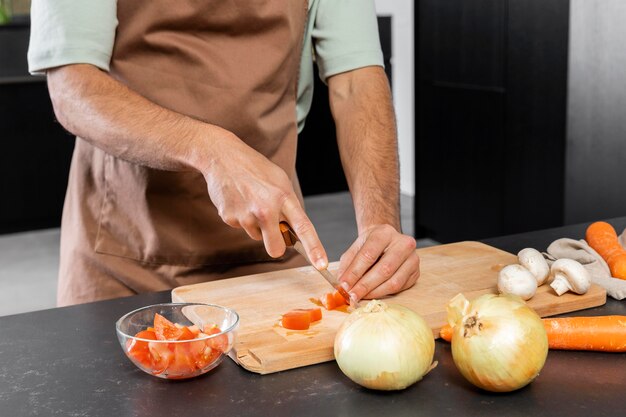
[340,282,350,292]
[349,292,358,304]
[315,258,328,270]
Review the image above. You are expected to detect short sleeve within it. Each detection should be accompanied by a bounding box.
[28,0,118,74]
[312,0,384,82]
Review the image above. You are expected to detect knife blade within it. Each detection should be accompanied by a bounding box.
[279,221,352,305]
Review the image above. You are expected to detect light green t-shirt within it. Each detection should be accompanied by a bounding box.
[28,0,384,133]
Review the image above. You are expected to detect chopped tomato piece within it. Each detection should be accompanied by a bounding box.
[177,326,196,341]
[294,308,322,322]
[188,340,221,369]
[281,307,323,330]
[203,324,220,334]
[320,293,335,310]
[127,330,157,367]
[154,313,184,341]
[167,343,197,378]
[153,316,196,341]
[187,325,201,336]
[186,338,205,357]
[321,291,347,310]
[148,341,174,374]
[204,324,228,352]
[309,307,322,322]
[333,291,347,307]
[134,329,157,342]
[129,350,152,368]
[282,310,311,330]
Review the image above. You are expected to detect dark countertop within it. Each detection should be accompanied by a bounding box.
[2,218,626,417]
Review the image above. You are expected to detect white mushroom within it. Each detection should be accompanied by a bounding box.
[497,264,538,300]
[517,248,550,286]
[549,258,591,296]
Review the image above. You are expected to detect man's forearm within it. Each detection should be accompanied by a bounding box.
[328,66,401,233]
[47,64,228,173]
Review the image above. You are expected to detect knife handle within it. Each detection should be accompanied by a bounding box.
[279,221,297,247]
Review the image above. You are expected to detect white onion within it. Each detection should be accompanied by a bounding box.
[447,293,548,392]
[334,300,436,390]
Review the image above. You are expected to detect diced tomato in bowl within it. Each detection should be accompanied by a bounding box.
[116,303,239,379]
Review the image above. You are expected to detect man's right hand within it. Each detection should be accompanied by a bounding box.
[200,132,328,268]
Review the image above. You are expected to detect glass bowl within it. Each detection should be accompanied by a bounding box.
[116,303,239,379]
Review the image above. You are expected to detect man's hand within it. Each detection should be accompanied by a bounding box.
[338,225,419,301]
[203,134,328,267]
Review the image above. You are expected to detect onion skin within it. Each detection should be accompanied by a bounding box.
[448,293,548,392]
[334,300,435,391]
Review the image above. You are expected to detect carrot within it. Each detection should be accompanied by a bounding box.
[585,221,626,280]
[439,323,454,342]
[543,316,626,352]
[439,316,626,352]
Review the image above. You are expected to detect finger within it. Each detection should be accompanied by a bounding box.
[253,207,284,258]
[240,215,263,241]
[220,213,241,229]
[348,235,417,301]
[337,238,363,281]
[339,233,390,291]
[362,251,420,299]
[214,192,241,229]
[282,197,327,269]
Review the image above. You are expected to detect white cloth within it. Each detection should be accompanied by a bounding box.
[544,237,626,300]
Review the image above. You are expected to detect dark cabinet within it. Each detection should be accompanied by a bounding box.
[416,0,570,242]
[1,22,75,234]
[0,80,75,234]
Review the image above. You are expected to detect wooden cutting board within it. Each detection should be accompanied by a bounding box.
[171,241,606,374]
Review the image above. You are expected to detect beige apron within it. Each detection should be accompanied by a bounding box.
[57,0,309,306]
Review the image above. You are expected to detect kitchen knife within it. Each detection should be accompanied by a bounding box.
[279,221,352,305]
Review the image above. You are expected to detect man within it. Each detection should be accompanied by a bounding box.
[28,0,419,306]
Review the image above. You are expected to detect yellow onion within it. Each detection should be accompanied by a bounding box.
[334,300,436,390]
[447,293,548,392]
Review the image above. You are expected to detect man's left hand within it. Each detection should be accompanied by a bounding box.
[337,224,420,302]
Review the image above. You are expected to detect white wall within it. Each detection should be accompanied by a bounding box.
[566,0,626,223]
[374,0,415,196]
